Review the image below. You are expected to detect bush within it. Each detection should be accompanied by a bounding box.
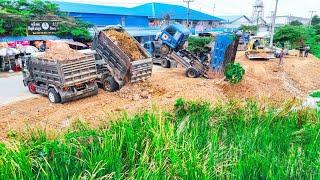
[310,91,320,98]
[274,25,320,58]
[187,36,213,53]
[224,63,245,84]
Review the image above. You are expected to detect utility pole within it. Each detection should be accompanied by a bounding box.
[269,0,279,47]
[309,10,316,26]
[213,2,216,16]
[183,0,194,28]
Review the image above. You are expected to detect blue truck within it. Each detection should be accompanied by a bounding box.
[144,24,240,78]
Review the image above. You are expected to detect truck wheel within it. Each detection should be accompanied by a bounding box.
[103,77,119,92]
[48,88,61,103]
[27,82,37,94]
[160,45,170,55]
[186,67,199,78]
[161,59,170,68]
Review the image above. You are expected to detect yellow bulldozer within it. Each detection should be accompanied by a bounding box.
[245,36,275,60]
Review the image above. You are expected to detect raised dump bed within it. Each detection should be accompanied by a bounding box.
[92,26,152,92]
[22,52,98,103]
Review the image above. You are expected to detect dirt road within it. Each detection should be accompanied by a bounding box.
[0,52,319,139]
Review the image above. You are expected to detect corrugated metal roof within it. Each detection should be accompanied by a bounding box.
[133,3,223,21]
[0,35,61,42]
[57,1,139,16]
[56,1,223,21]
[219,15,252,23]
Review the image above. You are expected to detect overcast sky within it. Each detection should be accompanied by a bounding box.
[60,0,319,18]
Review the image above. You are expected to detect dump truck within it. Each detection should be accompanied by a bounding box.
[210,33,241,72]
[92,26,153,92]
[245,36,275,60]
[22,53,98,103]
[143,39,177,68]
[148,24,240,78]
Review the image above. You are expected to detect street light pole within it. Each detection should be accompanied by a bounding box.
[269,0,279,47]
[183,0,194,28]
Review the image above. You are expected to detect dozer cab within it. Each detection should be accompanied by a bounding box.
[245,36,275,60]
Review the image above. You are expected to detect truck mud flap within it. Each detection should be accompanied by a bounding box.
[130,58,153,83]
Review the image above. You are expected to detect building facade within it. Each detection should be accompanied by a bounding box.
[266,15,310,27]
[219,15,253,29]
[57,2,223,29]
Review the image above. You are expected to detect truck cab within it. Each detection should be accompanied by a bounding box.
[159,24,191,52]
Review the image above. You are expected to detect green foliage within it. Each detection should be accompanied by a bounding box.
[313,24,320,35]
[310,91,320,98]
[0,99,319,179]
[0,19,5,35]
[187,36,213,53]
[11,23,26,36]
[0,0,90,40]
[311,15,320,25]
[274,25,307,47]
[289,20,303,26]
[71,27,91,40]
[239,25,258,33]
[224,63,245,84]
[274,25,320,58]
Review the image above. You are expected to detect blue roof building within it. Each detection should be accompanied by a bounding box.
[57,1,223,28]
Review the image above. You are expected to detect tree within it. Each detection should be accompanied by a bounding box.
[274,25,307,48]
[311,15,320,25]
[289,20,303,26]
[0,0,91,40]
[274,25,320,58]
[313,24,320,35]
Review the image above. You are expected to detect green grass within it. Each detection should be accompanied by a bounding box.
[0,99,319,179]
[317,101,320,107]
[310,91,320,98]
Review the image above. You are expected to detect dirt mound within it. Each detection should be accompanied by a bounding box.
[38,42,85,61]
[104,30,145,61]
[116,81,166,101]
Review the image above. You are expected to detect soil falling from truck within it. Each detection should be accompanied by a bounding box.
[104,29,146,61]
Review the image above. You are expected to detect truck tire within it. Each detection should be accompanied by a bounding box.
[48,88,61,103]
[103,77,119,92]
[160,45,170,55]
[186,67,200,78]
[161,59,170,68]
[27,82,37,94]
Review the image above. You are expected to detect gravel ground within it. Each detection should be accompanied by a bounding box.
[0,51,319,140]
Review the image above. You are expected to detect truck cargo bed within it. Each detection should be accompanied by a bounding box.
[31,54,97,87]
[93,26,152,85]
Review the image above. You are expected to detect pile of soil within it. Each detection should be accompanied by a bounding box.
[116,81,166,101]
[104,29,146,61]
[37,42,85,61]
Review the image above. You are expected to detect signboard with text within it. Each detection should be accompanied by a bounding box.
[27,20,59,35]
